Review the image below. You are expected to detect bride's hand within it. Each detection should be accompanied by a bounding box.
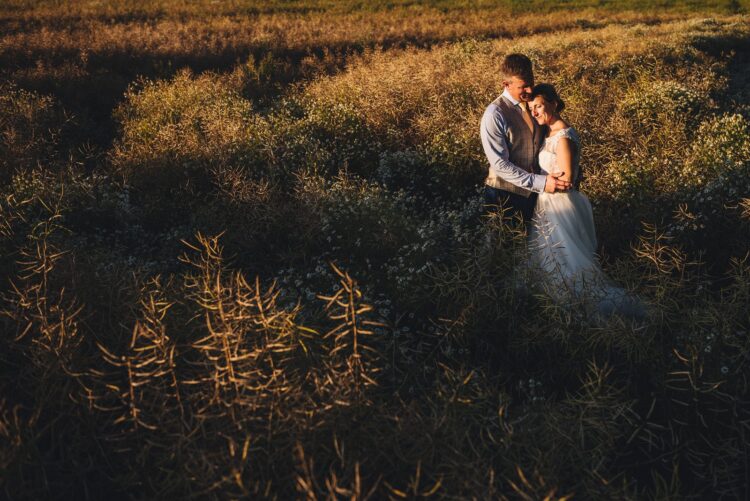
[544,172,571,193]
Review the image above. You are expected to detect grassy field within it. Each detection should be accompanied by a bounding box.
[2,1,750,499]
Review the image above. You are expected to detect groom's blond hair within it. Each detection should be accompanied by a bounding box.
[501,53,533,82]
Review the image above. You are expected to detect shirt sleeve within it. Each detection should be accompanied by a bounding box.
[480,104,547,193]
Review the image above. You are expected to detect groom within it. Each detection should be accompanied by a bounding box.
[480,53,570,224]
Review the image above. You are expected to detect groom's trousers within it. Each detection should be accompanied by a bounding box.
[483,185,537,225]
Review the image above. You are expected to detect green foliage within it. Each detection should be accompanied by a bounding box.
[682,112,750,185]
[288,97,381,177]
[113,69,268,176]
[0,84,68,181]
[621,79,705,132]
[662,113,750,260]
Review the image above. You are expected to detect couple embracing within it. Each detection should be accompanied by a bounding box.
[480,54,644,321]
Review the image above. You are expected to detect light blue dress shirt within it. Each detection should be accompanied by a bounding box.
[480,89,547,193]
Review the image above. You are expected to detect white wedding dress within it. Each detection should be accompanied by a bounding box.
[528,127,645,321]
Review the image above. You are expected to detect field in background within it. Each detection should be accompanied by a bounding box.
[1,1,745,142]
[2,1,750,499]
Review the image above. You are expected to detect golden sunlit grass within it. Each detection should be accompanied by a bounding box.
[0,6,709,139]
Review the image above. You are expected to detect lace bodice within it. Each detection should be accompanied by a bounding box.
[538,127,581,186]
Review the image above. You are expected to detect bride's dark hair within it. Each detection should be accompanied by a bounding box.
[530,83,565,114]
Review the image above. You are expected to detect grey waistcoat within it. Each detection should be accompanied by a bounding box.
[485,96,544,197]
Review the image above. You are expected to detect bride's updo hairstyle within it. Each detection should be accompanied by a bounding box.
[530,83,565,114]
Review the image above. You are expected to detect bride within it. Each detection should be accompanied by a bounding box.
[527,84,645,321]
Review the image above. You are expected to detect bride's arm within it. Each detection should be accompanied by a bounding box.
[555,137,576,183]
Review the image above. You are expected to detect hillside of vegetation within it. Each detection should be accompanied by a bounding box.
[1,1,750,499]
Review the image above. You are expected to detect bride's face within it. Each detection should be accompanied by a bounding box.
[530,96,555,125]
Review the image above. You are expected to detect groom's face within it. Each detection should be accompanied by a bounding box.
[504,75,534,102]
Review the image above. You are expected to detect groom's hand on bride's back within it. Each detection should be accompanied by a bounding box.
[544,172,571,193]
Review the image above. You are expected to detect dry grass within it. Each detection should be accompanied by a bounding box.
[0,6,706,146]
